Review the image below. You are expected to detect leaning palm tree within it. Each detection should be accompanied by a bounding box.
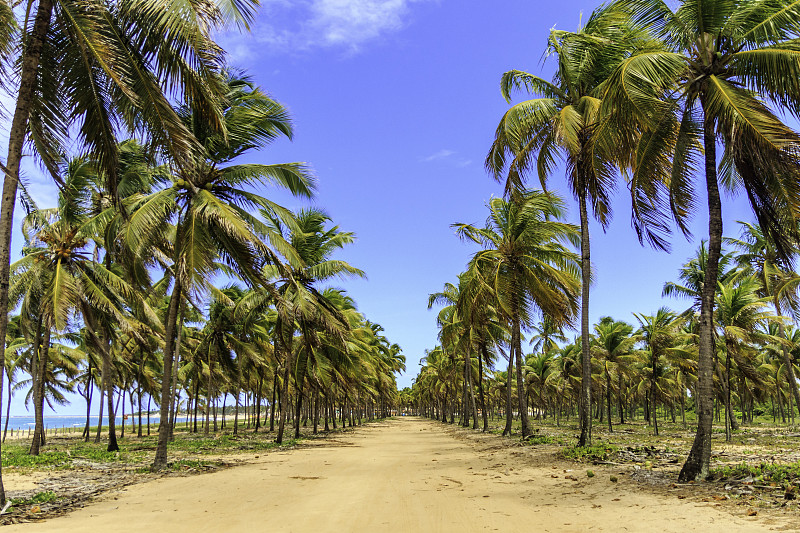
[609,0,800,481]
[454,190,581,438]
[486,8,656,445]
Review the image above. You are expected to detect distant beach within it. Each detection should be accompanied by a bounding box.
[2,415,189,431]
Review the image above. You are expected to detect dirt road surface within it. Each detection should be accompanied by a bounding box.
[4,418,790,532]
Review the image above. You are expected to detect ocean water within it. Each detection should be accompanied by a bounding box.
[3,415,188,431]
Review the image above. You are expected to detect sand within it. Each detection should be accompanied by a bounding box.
[4,417,791,532]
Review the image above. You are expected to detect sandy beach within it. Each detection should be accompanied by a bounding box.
[3,417,793,532]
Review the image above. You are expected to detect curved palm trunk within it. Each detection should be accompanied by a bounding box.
[577,189,592,447]
[152,280,182,469]
[680,107,721,482]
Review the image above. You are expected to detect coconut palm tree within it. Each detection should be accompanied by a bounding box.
[608,0,800,481]
[727,221,800,418]
[122,73,315,469]
[454,190,581,438]
[714,277,777,440]
[634,308,683,437]
[592,317,639,431]
[486,8,656,445]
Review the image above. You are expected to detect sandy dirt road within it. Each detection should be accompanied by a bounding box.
[5,417,791,532]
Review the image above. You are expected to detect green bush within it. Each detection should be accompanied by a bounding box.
[562,442,618,462]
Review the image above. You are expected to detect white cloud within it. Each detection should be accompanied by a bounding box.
[219,0,431,57]
[422,149,472,168]
[422,149,455,162]
[309,0,409,48]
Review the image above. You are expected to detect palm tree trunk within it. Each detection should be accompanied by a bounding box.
[0,0,57,504]
[680,105,721,482]
[29,317,44,454]
[3,372,12,443]
[104,336,119,452]
[270,368,277,432]
[479,344,489,432]
[605,369,613,433]
[503,350,514,436]
[511,308,530,438]
[94,382,105,443]
[83,358,93,441]
[577,187,592,447]
[467,351,478,430]
[276,321,292,444]
[152,279,182,469]
[168,302,185,440]
[30,322,50,455]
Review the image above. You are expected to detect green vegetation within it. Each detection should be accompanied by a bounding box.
[562,443,618,463]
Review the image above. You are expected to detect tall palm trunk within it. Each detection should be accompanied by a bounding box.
[276,320,292,444]
[0,0,56,503]
[605,369,613,433]
[577,187,592,447]
[103,333,119,452]
[502,350,514,436]
[205,345,214,436]
[511,304,530,438]
[30,322,50,455]
[479,344,489,432]
[680,106,721,482]
[168,302,185,440]
[270,368,277,432]
[83,358,93,441]
[152,279,182,469]
[467,351,479,430]
[650,358,659,437]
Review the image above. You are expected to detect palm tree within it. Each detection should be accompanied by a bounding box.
[634,308,683,437]
[12,156,148,453]
[592,317,639,431]
[609,0,800,481]
[486,8,655,445]
[455,190,581,438]
[714,277,777,440]
[0,0,259,502]
[727,221,800,418]
[123,73,315,469]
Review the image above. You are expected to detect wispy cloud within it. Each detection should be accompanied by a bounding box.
[421,148,472,168]
[219,0,432,59]
[422,149,455,162]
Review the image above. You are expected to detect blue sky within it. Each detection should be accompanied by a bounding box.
[8,0,761,414]
[211,0,754,387]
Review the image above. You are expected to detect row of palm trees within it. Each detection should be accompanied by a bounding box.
[414,217,800,451]
[0,0,405,507]
[6,82,405,457]
[422,0,800,481]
